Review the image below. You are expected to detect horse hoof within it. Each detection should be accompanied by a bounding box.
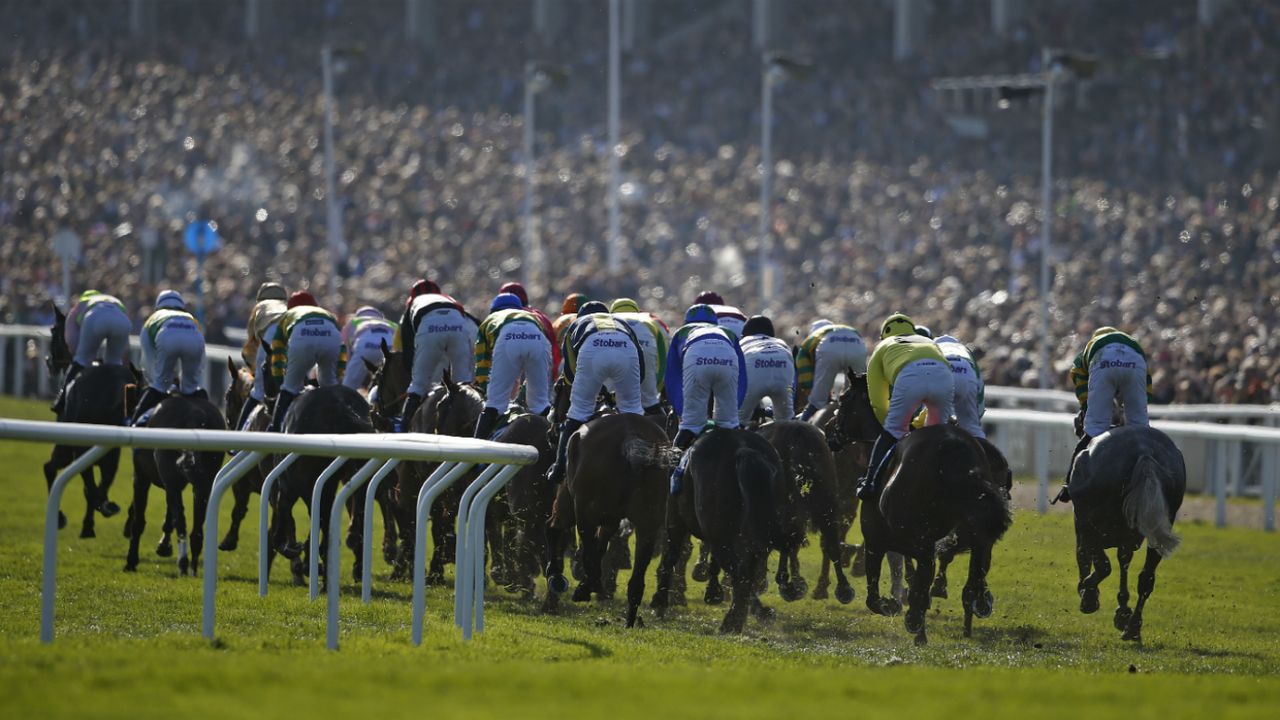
[58,512,67,530]
[1121,625,1142,642]
[914,632,928,647]
[156,539,173,557]
[80,525,96,539]
[704,585,725,605]
[691,561,710,582]
[811,585,829,601]
[973,590,994,619]
[218,538,238,552]
[1079,588,1100,614]
[571,584,593,603]
[382,547,398,565]
[882,598,903,616]
[548,574,569,594]
[779,582,805,603]
[123,563,137,573]
[930,582,948,599]
[99,501,121,518]
[178,557,190,576]
[904,610,925,635]
[835,585,856,605]
[1114,607,1134,632]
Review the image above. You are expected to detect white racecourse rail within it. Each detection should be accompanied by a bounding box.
[0,419,538,650]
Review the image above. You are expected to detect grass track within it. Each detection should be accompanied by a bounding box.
[1,396,1277,718]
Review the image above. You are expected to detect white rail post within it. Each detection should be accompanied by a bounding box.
[309,456,358,601]
[325,458,388,650]
[453,464,504,630]
[202,450,267,641]
[1215,440,1228,528]
[411,462,475,645]
[41,445,110,643]
[360,458,405,603]
[258,453,301,596]
[466,464,522,639]
[1227,439,1242,504]
[1035,426,1049,513]
[0,336,8,395]
[1263,445,1276,532]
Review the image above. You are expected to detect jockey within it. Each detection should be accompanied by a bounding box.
[128,290,207,426]
[665,304,748,494]
[693,290,748,338]
[608,297,669,415]
[52,289,131,415]
[796,319,868,421]
[235,282,288,430]
[266,291,347,432]
[553,293,589,347]
[856,312,955,500]
[393,282,477,432]
[1055,327,1153,504]
[340,306,398,390]
[472,292,553,439]
[932,334,986,439]
[544,300,646,484]
[738,315,796,424]
[499,281,560,370]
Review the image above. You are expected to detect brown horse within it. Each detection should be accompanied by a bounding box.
[758,420,855,605]
[44,305,139,537]
[124,394,226,574]
[653,428,801,633]
[544,412,671,627]
[830,374,1012,645]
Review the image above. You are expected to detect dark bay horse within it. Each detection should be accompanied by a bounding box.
[758,420,855,605]
[124,395,226,574]
[653,428,800,633]
[544,412,671,627]
[218,359,276,552]
[44,305,138,537]
[492,412,555,598]
[1070,425,1185,642]
[832,374,1012,645]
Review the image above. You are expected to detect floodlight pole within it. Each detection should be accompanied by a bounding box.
[606,0,622,274]
[321,45,342,308]
[522,64,547,292]
[1038,61,1057,392]
[759,60,784,313]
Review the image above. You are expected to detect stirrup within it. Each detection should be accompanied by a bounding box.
[1052,485,1071,505]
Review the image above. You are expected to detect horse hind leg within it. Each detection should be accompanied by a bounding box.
[817,510,854,604]
[888,551,908,607]
[1114,543,1137,631]
[124,473,151,572]
[1078,545,1111,615]
[625,526,659,628]
[44,458,68,530]
[932,535,963,599]
[78,467,100,538]
[1122,546,1163,642]
[904,553,935,646]
[166,484,190,576]
[95,449,123,517]
[219,477,252,552]
[960,543,995,638]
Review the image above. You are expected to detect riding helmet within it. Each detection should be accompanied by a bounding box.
[914,325,933,339]
[694,290,724,305]
[810,319,833,334]
[288,291,318,309]
[561,293,588,315]
[410,279,440,297]
[256,282,287,302]
[610,298,641,314]
[155,289,185,311]
[354,305,383,319]
[490,292,523,313]
[578,301,609,316]
[684,304,717,325]
[743,315,775,337]
[880,312,916,339]
[499,282,529,306]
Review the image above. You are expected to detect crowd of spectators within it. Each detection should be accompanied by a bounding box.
[0,0,1276,403]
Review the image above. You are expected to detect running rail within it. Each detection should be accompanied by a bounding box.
[0,419,536,646]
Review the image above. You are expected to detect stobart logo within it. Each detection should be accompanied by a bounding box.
[696,357,734,367]
[754,358,789,369]
[1099,360,1138,369]
[593,337,630,348]
[428,324,464,333]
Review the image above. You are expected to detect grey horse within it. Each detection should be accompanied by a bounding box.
[1069,424,1185,642]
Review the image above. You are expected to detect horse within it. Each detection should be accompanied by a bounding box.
[544,412,671,627]
[491,412,555,599]
[1069,424,1185,642]
[123,394,226,574]
[43,305,139,538]
[831,374,1012,645]
[758,420,855,605]
[652,428,800,634]
[218,358,277,552]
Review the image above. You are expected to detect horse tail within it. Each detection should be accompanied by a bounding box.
[737,448,780,549]
[1123,455,1180,557]
[621,437,672,470]
[942,438,1012,544]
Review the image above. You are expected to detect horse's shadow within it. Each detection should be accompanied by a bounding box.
[525,632,613,660]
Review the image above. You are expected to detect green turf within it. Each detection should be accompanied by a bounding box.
[1,396,1277,718]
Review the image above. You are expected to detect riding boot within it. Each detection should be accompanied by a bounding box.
[1053,434,1093,504]
[668,429,699,496]
[856,430,898,500]
[184,388,209,401]
[643,403,665,418]
[268,390,298,433]
[235,396,261,431]
[797,404,819,422]
[51,362,84,414]
[127,387,166,427]
[545,418,585,485]
[473,407,500,439]
[393,392,424,433]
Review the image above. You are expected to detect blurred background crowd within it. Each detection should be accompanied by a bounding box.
[1,0,1276,403]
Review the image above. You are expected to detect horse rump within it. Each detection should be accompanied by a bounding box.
[937,435,1012,545]
[1122,455,1180,557]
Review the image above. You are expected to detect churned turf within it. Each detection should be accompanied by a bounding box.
[0,396,1277,718]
